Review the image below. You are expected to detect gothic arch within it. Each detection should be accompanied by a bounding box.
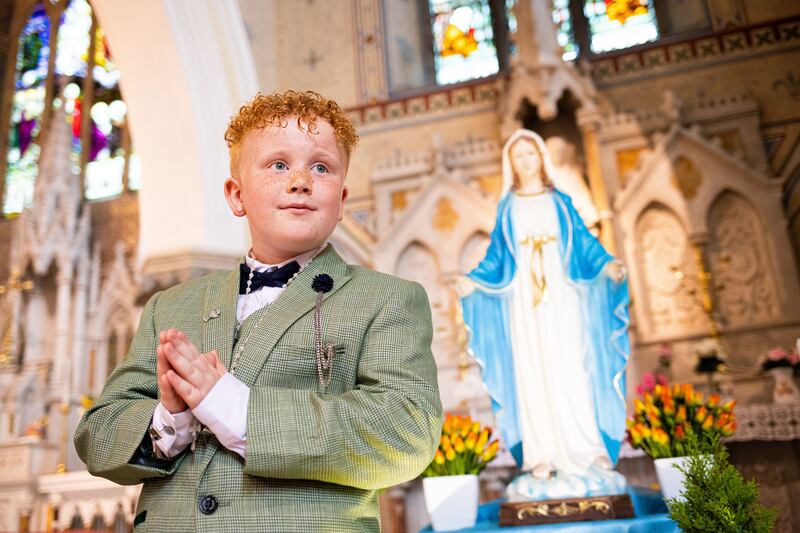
[706,190,780,327]
[459,230,490,273]
[633,202,708,340]
[91,0,259,264]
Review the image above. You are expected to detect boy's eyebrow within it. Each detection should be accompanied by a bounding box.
[259,148,343,164]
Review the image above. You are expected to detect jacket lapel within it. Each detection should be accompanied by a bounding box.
[201,269,239,369]
[230,244,352,387]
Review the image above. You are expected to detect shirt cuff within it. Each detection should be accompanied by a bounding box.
[192,373,249,457]
[151,403,198,458]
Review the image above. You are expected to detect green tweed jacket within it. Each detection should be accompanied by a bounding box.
[74,245,442,532]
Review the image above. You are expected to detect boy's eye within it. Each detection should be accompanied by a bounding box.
[312,163,328,173]
[271,161,288,171]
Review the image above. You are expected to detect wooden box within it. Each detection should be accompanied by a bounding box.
[499,494,635,526]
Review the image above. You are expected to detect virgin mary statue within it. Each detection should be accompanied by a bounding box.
[460,129,630,501]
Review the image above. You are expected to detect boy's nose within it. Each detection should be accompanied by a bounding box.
[286,169,313,194]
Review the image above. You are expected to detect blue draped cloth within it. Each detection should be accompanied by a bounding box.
[461,190,631,466]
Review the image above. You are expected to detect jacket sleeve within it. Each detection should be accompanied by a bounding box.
[243,281,443,490]
[74,292,186,485]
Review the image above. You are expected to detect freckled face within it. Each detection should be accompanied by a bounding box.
[224,116,349,263]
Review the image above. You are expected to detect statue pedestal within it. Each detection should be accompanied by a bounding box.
[499,494,635,526]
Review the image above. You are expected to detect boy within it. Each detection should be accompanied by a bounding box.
[75,90,443,532]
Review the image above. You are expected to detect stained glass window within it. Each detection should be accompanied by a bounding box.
[428,0,500,85]
[505,0,518,57]
[54,0,91,174]
[2,0,134,217]
[552,0,578,61]
[3,3,50,215]
[84,26,128,200]
[585,0,659,54]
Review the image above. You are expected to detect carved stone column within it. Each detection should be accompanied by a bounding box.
[91,0,259,289]
[51,267,74,395]
[69,253,90,394]
[22,289,46,369]
[576,108,616,253]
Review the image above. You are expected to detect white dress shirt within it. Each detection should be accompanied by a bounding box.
[151,246,323,459]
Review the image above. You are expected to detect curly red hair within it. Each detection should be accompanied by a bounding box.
[225,90,358,175]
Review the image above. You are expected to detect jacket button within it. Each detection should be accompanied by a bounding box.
[199,495,218,515]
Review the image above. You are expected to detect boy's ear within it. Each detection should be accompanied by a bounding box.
[338,186,349,221]
[224,177,246,216]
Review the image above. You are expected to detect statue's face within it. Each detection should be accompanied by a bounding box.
[510,138,543,188]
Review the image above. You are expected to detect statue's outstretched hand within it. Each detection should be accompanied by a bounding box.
[455,275,477,297]
[604,259,627,283]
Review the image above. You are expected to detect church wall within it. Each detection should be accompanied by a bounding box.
[594,45,800,273]
[236,0,362,108]
[597,49,800,138]
[741,0,800,24]
[348,109,500,200]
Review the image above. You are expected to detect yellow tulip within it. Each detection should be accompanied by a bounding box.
[453,435,465,453]
[445,448,456,461]
[662,395,675,416]
[465,432,478,451]
[628,425,642,446]
[633,399,645,414]
[441,435,451,450]
[434,449,445,465]
[707,394,720,409]
[653,428,670,446]
[443,414,453,434]
[722,420,736,436]
[475,428,489,454]
[481,441,499,462]
[694,406,708,424]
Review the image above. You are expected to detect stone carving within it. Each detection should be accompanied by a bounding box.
[432,197,459,234]
[546,136,599,229]
[671,156,703,200]
[707,192,778,327]
[395,242,451,365]
[636,206,708,337]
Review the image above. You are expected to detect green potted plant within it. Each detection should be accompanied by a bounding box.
[421,413,499,532]
[666,435,778,532]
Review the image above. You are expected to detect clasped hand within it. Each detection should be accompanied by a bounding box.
[157,329,226,414]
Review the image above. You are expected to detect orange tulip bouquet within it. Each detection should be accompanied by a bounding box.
[626,379,737,459]
[422,413,500,477]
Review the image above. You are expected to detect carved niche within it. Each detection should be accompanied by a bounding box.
[395,242,452,366]
[707,191,779,327]
[635,205,709,338]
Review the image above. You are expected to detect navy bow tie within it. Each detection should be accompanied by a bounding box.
[239,261,301,294]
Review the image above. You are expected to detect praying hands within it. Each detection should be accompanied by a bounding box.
[157,329,226,412]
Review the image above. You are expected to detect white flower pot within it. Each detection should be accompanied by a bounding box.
[768,366,800,404]
[423,474,479,532]
[654,456,689,501]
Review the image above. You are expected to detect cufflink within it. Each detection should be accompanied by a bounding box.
[148,424,175,441]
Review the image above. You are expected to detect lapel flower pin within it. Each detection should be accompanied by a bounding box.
[312,274,335,390]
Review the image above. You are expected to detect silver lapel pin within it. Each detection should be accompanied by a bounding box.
[203,308,221,322]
